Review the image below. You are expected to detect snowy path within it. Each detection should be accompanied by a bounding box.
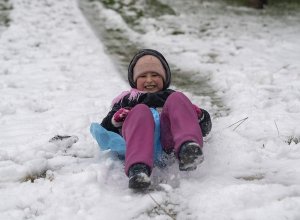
[1,0,300,219]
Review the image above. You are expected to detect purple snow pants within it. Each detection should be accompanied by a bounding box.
[122,92,203,175]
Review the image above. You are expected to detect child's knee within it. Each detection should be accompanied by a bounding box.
[168,91,186,100]
[129,104,153,121]
[132,104,151,113]
[166,92,190,106]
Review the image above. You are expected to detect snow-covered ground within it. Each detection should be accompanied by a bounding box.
[0,0,300,219]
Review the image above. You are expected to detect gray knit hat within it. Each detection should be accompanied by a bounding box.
[128,49,171,90]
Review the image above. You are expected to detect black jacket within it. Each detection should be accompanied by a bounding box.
[101,89,212,136]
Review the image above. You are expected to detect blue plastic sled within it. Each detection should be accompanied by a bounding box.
[90,108,164,165]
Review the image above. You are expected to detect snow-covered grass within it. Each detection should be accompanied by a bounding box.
[0,0,300,219]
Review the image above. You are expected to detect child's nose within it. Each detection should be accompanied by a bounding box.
[146,75,152,82]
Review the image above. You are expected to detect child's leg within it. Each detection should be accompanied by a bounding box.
[122,104,154,175]
[160,92,203,157]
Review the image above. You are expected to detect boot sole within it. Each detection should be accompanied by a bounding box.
[129,173,151,189]
[179,144,204,171]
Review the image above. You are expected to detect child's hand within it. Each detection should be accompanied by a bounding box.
[111,108,131,127]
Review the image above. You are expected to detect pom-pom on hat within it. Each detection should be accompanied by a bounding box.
[128,49,171,90]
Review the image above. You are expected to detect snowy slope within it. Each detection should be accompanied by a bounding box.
[0,0,300,219]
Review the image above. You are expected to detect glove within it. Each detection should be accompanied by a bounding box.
[192,104,212,137]
[111,108,131,128]
[199,109,212,137]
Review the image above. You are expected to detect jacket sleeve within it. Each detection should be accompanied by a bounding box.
[199,109,212,137]
[100,102,122,134]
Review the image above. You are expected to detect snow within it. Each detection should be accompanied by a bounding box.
[1,0,300,219]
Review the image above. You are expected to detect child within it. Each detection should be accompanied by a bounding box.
[100,49,212,189]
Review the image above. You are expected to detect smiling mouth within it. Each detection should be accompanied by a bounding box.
[145,85,156,89]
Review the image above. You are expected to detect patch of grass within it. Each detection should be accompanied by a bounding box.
[224,0,300,6]
[22,170,54,183]
[224,0,248,7]
[98,0,175,30]
[223,0,300,14]
[0,0,12,10]
[147,198,178,220]
[286,136,300,145]
[0,0,13,27]
[171,30,185,35]
[206,52,219,63]
[236,173,265,181]
[102,0,115,5]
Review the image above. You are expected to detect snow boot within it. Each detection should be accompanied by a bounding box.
[178,141,204,171]
[128,163,151,190]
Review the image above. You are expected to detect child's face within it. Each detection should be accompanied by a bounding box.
[136,72,164,93]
